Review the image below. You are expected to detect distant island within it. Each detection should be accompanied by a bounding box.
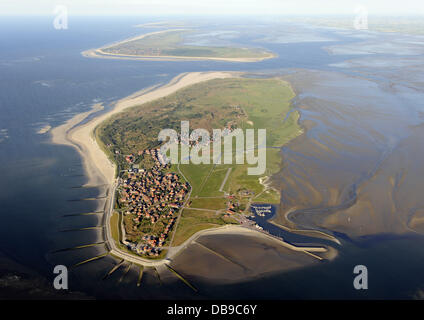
[82,29,276,62]
[96,76,304,260]
[286,15,424,35]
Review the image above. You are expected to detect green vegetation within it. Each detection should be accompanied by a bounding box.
[189,198,228,210]
[123,211,174,244]
[172,209,238,246]
[110,211,121,244]
[101,29,273,60]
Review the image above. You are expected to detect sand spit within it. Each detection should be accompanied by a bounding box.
[84,49,276,63]
[37,125,52,134]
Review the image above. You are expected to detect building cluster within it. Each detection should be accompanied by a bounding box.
[118,148,190,257]
[135,48,162,56]
[225,195,242,215]
[124,148,168,168]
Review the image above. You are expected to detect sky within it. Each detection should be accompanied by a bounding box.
[0,0,423,16]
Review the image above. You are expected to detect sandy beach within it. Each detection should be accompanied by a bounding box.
[51,72,234,187]
[84,48,276,63]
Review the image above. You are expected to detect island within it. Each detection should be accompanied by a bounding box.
[96,76,304,260]
[82,29,276,62]
[51,71,330,276]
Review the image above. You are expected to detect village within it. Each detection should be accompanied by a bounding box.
[116,147,190,257]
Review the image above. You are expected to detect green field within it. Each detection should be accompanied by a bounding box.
[189,198,228,210]
[172,209,238,246]
[101,29,273,60]
[110,211,121,243]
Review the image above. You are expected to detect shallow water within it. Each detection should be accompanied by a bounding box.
[276,68,424,239]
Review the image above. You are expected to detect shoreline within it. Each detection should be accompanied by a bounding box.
[82,29,276,63]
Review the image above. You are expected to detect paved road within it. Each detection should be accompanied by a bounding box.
[219,167,232,192]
